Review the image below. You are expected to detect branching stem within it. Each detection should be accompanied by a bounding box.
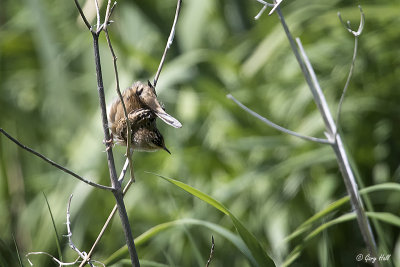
[153,0,182,88]
[247,2,378,262]
[0,128,113,191]
[73,0,140,265]
[227,95,333,145]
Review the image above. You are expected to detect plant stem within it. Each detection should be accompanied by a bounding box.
[274,7,378,263]
[92,32,140,267]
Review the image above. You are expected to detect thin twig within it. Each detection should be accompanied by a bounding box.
[338,5,365,37]
[0,128,113,191]
[66,195,94,266]
[26,252,80,266]
[94,0,101,32]
[336,36,358,130]
[254,0,274,20]
[255,6,267,20]
[103,0,113,28]
[27,196,105,267]
[268,0,283,16]
[153,0,183,88]
[73,0,92,30]
[100,0,117,32]
[104,28,135,183]
[275,8,337,137]
[227,95,333,145]
[336,6,364,129]
[205,236,215,267]
[101,0,117,31]
[26,252,105,267]
[118,158,130,182]
[79,177,134,267]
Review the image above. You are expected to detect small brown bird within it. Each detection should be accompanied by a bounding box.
[108,81,182,153]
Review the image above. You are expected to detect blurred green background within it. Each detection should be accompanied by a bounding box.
[0,0,399,266]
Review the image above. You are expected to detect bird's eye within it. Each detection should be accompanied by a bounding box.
[136,88,143,96]
[147,80,157,96]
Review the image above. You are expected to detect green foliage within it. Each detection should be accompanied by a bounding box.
[43,192,63,262]
[105,218,256,266]
[0,0,399,266]
[151,174,274,266]
[12,234,23,267]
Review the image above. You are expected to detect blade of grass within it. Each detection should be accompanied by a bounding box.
[140,260,172,267]
[283,211,400,266]
[150,173,275,267]
[284,197,349,243]
[348,150,390,254]
[114,259,172,266]
[305,212,400,242]
[183,228,204,267]
[42,192,63,262]
[12,234,23,267]
[116,259,173,267]
[366,212,400,228]
[285,183,400,242]
[105,218,256,266]
[304,213,356,242]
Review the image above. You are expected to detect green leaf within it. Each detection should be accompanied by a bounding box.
[305,211,400,242]
[105,218,256,266]
[12,234,23,267]
[43,192,63,262]
[140,260,172,267]
[116,259,172,267]
[151,173,275,267]
[283,211,400,265]
[285,183,400,242]
[304,213,356,241]
[366,212,400,228]
[282,183,400,265]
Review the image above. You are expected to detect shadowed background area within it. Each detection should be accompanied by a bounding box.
[0,0,399,266]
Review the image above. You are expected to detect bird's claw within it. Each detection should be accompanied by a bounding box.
[103,136,114,151]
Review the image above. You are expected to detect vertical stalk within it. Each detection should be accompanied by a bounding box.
[92,33,140,267]
[92,34,118,185]
[332,135,378,256]
[275,7,378,264]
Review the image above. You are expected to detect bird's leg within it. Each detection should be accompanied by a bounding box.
[103,134,114,151]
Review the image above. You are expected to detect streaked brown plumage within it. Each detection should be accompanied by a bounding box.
[108,81,182,153]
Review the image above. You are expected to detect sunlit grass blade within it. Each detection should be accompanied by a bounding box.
[140,260,172,267]
[366,212,400,227]
[105,218,256,266]
[150,173,275,267]
[12,234,23,267]
[281,244,303,267]
[285,183,400,242]
[116,259,171,266]
[284,197,348,243]
[304,213,355,242]
[347,148,391,256]
[283,211,400,265]
[305,211,400,242]
[42,192,63,262]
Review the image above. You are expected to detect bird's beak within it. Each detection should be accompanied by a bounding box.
[163,145,171,154]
